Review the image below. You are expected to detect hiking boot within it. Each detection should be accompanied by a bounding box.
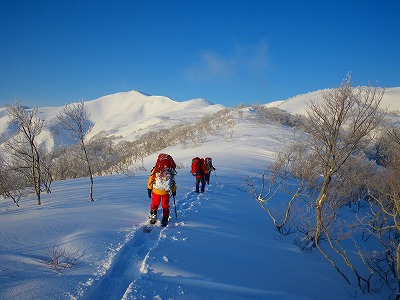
[161,216,169,227]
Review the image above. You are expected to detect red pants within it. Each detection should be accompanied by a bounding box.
[150,192,170,217]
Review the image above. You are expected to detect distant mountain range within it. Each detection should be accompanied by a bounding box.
[1,88,399,151]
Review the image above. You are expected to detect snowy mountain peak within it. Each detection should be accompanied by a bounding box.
[82,91,223,143]
[0,90,225,149]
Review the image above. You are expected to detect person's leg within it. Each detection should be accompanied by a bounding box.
[161,194,170,218]
[161,194,170,225]
[195,177,201,193]
[150,192,161,223]
[205,173,210,185]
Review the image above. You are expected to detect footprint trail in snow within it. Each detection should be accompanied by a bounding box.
[77,189,210,299]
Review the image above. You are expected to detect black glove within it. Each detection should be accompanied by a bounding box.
[172,191,176,197]
[147,189,152,198]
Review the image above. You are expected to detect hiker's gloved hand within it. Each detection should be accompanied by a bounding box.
[147,189,152,198]
[172,191,176,197]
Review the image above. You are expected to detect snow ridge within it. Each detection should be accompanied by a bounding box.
[0,90,224,149]
[266,87,400,115]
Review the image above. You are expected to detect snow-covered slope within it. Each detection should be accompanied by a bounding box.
[266,87,400,115]
[84,91,222,142]
[0,87,398,299]
[0,116,385,299]
[0,91,225,150]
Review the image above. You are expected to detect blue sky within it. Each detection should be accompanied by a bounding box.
[1,0,399,108]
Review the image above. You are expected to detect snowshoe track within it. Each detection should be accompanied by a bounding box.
[77,186,215,299]
[79,224,166,300]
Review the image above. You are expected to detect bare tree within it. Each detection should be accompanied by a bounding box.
[45,244,81,273]
[0,154,29,207]
[6,101,45,205]
[365,159,400,298]
[244,75,387,292]
[305,75,385,246]
[297,75,386,289]
[364,124,400,299]
[243,139,317,234]
[57,100,95,201]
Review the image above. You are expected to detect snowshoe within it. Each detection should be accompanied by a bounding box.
[150,215,157,224]
[150,210,157,225]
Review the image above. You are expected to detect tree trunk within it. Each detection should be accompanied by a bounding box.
[314,175,331,246]
[82,141,94,201]
[31,144,41,205]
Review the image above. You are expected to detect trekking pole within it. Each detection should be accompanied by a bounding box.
[173,195,178,219]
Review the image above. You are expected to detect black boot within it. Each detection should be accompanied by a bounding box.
[161,215,169,227]
[150,210,157,224]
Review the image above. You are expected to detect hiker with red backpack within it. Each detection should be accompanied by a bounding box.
[147,153,177,226]
[204,157,216,185]
[191,157,207,193]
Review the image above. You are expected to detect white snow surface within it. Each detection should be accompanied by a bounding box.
[0,129,388,300]
[0,90,225,150]
[266,87,400,115]
[1,88,399,299]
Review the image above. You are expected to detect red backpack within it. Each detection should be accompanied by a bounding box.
[154,153,176,174]
[191,157,203,176]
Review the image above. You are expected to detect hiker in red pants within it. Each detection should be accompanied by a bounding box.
[147,154,177,226]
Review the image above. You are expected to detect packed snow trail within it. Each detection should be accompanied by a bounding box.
[74,188,194,299]
[76,184,216,299]
[78,223,168,300]
[120,183,288,299]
